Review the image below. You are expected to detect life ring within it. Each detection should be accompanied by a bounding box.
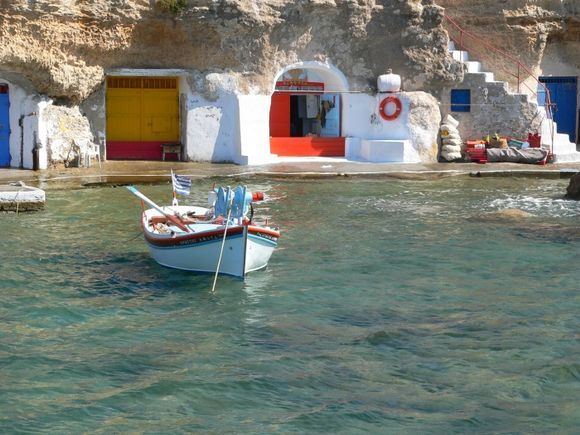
[379,96,402,121]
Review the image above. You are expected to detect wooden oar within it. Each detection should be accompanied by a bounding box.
[126,186,190,233]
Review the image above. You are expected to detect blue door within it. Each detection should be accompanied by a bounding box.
[539,76,578,143]
[0,84,10,167]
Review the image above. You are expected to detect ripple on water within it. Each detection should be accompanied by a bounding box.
[0,178,578,432]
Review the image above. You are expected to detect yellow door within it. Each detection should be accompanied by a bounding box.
[106,77,179,159]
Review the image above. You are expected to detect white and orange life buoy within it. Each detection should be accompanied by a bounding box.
[378,96,402,121]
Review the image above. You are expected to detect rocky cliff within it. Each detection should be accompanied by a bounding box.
[438,0,580,85]
[0,0,462,102]
[1,1,578,103]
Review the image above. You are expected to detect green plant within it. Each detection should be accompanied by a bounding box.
[156,0,187,14]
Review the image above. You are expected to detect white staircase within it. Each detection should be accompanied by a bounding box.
[448,42,580,163]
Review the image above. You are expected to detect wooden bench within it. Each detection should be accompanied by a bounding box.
[161,143,182,161]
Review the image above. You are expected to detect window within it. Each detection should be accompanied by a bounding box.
[451,89,470,112]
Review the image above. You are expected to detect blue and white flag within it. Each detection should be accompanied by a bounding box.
[172,172,191,196]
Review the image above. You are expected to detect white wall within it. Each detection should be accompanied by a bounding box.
[342,92,411,141]
[181,76,276,165]
[237,94,275,165]
[2,81,47,169]
[273,61,349,94]
[183,92,239,162]
[99,65,436,165]
[35,101,51,169]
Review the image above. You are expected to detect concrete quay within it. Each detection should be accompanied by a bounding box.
[0,159,579,192]
[0,183,45,211]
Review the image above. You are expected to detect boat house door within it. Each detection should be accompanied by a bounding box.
[106,76,180,160]
[539,76,578,143]
[269,78,345,157]
[0,84,10,167]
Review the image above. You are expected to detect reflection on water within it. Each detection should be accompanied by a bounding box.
[0,177,578,432]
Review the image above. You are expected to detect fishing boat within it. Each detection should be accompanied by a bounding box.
[126,176,280,279]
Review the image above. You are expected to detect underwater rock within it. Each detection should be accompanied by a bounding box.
[515,223,580,243]
[477,208,533,222]
[565,172,580,200]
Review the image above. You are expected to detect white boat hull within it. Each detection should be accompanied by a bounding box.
[141,206,279,278]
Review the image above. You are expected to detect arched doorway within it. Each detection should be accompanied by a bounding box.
[269,63,348,157]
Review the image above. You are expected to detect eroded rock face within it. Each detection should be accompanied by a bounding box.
[407,91,441,161]
[437,0,580,86]
[1,0,578,101]
[41,105,95,166]
[0,0,461,102]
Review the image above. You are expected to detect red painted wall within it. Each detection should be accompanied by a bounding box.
[270,137,345,157]
[107,141,179,160]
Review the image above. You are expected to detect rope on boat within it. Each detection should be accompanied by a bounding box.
[122,230,144,243]
[211,206,232,293]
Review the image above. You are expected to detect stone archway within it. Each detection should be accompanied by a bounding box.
[269,62,349,157]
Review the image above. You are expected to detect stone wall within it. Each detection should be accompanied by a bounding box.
[440,76,543,143]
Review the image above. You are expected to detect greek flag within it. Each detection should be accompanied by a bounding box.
[172,172,191,196]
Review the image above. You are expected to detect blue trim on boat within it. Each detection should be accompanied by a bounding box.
[248,233,278,247]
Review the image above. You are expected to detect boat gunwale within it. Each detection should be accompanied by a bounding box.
[141,211,280,249]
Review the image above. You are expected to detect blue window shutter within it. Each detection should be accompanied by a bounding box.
[451,89,470,112]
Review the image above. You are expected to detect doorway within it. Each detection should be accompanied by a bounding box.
[289,94,320,137]
[539,76,578,143]
[106,76,180,160]
[0,84,10,167]
[269,90,343,156]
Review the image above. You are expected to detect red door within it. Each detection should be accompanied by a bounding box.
[269,92,290,137]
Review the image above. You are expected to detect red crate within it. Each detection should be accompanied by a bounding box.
[527,133,541,148]
[466,140,486,148]
[466,147,487,163]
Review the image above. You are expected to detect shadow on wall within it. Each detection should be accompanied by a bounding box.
[184,93,239,163]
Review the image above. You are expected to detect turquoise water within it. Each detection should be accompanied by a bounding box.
[1,176,578,433]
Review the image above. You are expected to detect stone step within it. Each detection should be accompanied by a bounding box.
[553,151,580,163]
[464,71,500,85]
[447,42,580,162]
[464,61,481,73]
[482,71,495,82]
[450,50,469,62]
[556,132,572,143]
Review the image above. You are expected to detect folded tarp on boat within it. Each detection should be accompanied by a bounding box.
[486,147,548,164]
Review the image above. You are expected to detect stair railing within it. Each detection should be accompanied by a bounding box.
[443,14,554,155]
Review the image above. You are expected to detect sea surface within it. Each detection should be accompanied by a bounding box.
[1,176,579,433]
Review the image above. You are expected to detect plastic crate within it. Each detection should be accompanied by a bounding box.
[466,140,486,148]
[466,147,487,163]
[527,133,541,148]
